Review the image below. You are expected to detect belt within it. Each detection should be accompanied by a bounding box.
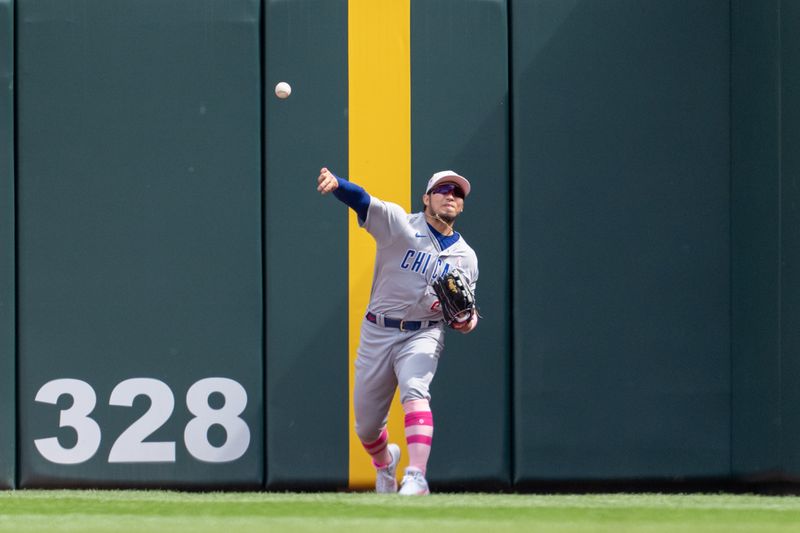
[366,312,439,332]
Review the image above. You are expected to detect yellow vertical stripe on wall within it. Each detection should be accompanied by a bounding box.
[348,0,411,488]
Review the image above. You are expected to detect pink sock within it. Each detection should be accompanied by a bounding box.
[361,427,392,468]
[403,399,433,474]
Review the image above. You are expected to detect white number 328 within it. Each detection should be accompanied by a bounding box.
[33,377,250,465]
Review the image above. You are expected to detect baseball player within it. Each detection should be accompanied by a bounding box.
[317,167,479,495]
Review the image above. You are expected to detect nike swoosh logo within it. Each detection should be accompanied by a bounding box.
[415,233,427,238]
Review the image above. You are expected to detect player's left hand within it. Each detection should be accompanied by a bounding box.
[451,312,478,334]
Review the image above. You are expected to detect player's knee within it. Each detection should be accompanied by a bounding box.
[399,378,431,404]
[354,420,383,443]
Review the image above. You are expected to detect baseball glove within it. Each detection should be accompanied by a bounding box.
[432,270,477,327]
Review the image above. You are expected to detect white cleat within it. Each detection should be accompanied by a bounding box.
[398,466,430,496]
[375,444,401,494]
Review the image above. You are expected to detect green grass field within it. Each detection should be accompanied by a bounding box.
[2,491,800,532]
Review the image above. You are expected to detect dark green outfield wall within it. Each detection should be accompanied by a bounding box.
[263,0,350,490]
[3,0,800,489]
[262,0,511,491]
[731,0,800,479]
[730,0,783,477]
[512,0,731,483]
[16,0,263,488]
[781,0,800,477]
[0,0,14,490]
[411,0,510,489]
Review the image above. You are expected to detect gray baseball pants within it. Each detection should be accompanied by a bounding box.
[353,318,445,443]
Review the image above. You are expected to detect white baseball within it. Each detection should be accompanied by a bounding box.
[275,81,292,99]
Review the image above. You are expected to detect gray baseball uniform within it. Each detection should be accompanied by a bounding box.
[352,196,478,442]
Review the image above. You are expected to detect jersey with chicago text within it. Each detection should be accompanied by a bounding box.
[361,197,478,322]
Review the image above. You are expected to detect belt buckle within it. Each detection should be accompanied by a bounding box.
[399,320,407,332]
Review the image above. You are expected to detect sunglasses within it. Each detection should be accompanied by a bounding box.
[429,183,465,199]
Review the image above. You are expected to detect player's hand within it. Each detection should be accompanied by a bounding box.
[451,312,478,334]
[317,167,339,195]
